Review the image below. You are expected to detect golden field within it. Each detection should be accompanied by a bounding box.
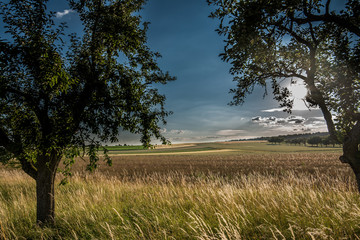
[1,142,358,239]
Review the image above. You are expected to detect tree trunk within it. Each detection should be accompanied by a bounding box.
[354,170,360,193]
[348,161,360,193]
[340,136,360,192]
[36,164,57,225]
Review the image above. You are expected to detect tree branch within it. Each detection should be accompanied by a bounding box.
[292,14,360,37]
[274,72,307,81]
[274,23,315,50]
[308,22,319,46]
[305,48,338,142]
[0,127,37,179]
[325,0,331,15]
[18,156,38,180]
[4,86,53,142]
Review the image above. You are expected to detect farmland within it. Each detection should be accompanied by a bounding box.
[86,141,346,178]
[1,141,359,239]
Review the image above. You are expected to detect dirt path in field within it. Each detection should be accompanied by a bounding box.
[108,149,236,156]
[154,144,197,149]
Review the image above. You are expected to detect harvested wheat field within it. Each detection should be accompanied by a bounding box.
[1,142,359,239]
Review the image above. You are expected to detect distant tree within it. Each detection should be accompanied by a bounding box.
[286,138,307,146]
[299,138,307,146]
[322,136,331,147]
[277,137,285,144]
[0,0,174,225]
[268,137,284,145]
[268,137,277,144]
[307,136,323,147]
[329,138,338,147]
[292,138,302,146]
[209,0,360,190]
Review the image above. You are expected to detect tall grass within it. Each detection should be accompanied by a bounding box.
[1,168,360,239]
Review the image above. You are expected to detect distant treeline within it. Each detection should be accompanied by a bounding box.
[230,132,340,147]
[231,132,328,142]
[268,135,339,147]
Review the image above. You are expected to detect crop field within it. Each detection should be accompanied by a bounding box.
[86,141,346,178]
[1,141,360,239]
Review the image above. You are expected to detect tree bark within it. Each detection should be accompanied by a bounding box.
[353,168,360,193]
[343,155,360,193]
[340,126,360,192]
[36,164,57,225]
[35,151,62,225]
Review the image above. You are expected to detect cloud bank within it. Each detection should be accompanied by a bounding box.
[56,9,74,18]
[251,115,327,133]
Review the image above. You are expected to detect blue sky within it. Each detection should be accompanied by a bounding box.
[136,0,327,144]
[9,0,333,144]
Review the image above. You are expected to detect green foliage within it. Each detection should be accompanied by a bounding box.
[286,138,307,146]
[208,0,360,144]
[0,0,174,177]
[307,136,323,146]
[268,137,284,145]
[105,145,145,151]
[321,136,336,147]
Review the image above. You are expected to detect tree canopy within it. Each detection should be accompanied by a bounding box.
[208,0,360,189]
[0,0,174,224]
[307,136,322,146]
[268,137,284,145]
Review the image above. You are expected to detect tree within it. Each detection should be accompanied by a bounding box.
[322,136,331,147]
[268,136,284,144]
[0,0,174,225]
[277,137,285,144]
[208,0,360,189]
[299,138,307,146]
[268,137,278,144]
[293,138,302,146]
[307,136,322,147]
[289,138,303,146]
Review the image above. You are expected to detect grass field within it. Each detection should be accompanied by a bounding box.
[105,145,146,151]
[105,141,342,155]
[1,141,359,239]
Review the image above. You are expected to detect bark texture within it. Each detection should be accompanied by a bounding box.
[35,153,61,225]
[36,167,56,225]
[341,130,360,192]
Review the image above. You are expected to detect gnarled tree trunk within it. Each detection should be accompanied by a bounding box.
[36,166,56,225]
[36,153,61,225]
[340,133,360,192]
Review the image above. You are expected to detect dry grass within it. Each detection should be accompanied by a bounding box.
[70,152,351,181]
[0,150,359,239]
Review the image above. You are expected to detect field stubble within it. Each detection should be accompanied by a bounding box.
[1,149,359,239]
[72,152,351,182]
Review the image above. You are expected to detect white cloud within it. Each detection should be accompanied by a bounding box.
[56,9,74,18]
[261,108,284,113]
[308,117,326,121]
[288,81,309,111]
[311,121,326,125]
[216,129,245,136]
[262,80,319,112]
[251,115,326,134]
[167,129,192,135]
[287,115,305,124]
[252,116,305,125]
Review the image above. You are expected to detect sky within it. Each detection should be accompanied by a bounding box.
[133,0,328,144]
[8,0,337,144]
